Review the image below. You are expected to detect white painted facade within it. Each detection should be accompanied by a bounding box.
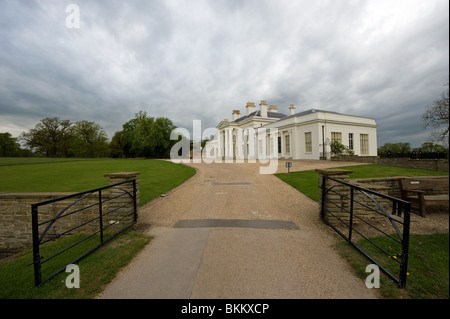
[205,100,378,160]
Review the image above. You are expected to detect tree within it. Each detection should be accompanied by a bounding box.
[422,81,449,146]
[0,132,21,157]
[110,130,125,158]
[21,117,73,157]
[122,115,140,158]
[121,111,177,158]
[70,120,110,157]
[378,142,411,156]
[416,142,448,153]
[330,140,354,156]
[132,111,155,158]
[150,117,177,158]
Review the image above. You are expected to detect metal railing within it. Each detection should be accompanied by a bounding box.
[29,179,137,286]
[320,175,411,288]
[379,151,448,159]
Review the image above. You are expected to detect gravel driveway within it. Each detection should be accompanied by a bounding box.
[99,160,380,299]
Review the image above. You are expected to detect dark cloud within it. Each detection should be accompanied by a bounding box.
[0,0,448,148]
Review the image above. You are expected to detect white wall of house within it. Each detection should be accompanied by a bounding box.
[265,110,378,160]
[209,103,378,161]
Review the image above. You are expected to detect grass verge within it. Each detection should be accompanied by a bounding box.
[336,233,449,299]
[0,230,151,299]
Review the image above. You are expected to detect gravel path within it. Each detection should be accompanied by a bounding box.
[99,160,384,299]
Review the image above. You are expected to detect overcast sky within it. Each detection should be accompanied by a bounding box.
[1,0,448,148]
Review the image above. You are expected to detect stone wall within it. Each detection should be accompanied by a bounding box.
[0,172,140,258]
[354,175,449,198]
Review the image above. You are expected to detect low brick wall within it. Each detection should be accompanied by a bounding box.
[0,172,140,258]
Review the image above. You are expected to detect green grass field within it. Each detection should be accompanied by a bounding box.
[0,230,151,299]
[0,157,196,205]
[337,233,449,299]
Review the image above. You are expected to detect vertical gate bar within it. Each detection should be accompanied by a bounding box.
[133,179,138,223]
[320,175,326,222]
[348,186,354,242]
[98,190,103,243]
[399,202,411,288]
[31,204,42,287]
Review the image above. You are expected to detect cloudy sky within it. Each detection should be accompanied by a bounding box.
[1,0,448,148]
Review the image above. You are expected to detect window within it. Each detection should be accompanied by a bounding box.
[360,134,369,155]
[278,136,282,153]
[331,132,342,144]
[305,132,312,153]
[348,133,354,150]
[285,135,290,154]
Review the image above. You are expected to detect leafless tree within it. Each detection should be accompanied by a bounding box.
[422,80,449,147]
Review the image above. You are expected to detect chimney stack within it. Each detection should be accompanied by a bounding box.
[232,110,240,122]
[246,102,256,115]
[260,100,267,118]
[289,104,295,115]
[269,105,278,113]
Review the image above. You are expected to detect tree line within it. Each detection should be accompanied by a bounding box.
[377,142,448,158]
[0,111,177,158]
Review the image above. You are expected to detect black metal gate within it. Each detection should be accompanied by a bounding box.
[320,175,411,288]
[29,179,138,286]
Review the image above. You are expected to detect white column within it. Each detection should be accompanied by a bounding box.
[218,130,223,158]
[235,128,244,162]
[289,129,293,158]
[246,128,256,162]
[224,129,229,159]
[270,131,277,158]
[229,128,234,160]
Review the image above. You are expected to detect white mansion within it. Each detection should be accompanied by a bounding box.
[205,100,377,160]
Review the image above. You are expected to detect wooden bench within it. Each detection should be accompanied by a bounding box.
[399,177,449,217]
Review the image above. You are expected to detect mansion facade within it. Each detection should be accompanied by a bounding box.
[205,100,378,160]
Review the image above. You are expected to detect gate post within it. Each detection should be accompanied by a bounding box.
[316,169,353,225]
[104,172,140,202]
[104,172,141,226]
[31,203,42,286]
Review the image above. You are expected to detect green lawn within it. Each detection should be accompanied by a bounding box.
[0,230,151,299]
[275,164,449,202]
[0,158,196,205]
[337,233,449,299]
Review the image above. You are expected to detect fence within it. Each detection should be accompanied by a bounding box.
[317,169,411,288]
[29,178,138,287]
[379,151,448,159]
